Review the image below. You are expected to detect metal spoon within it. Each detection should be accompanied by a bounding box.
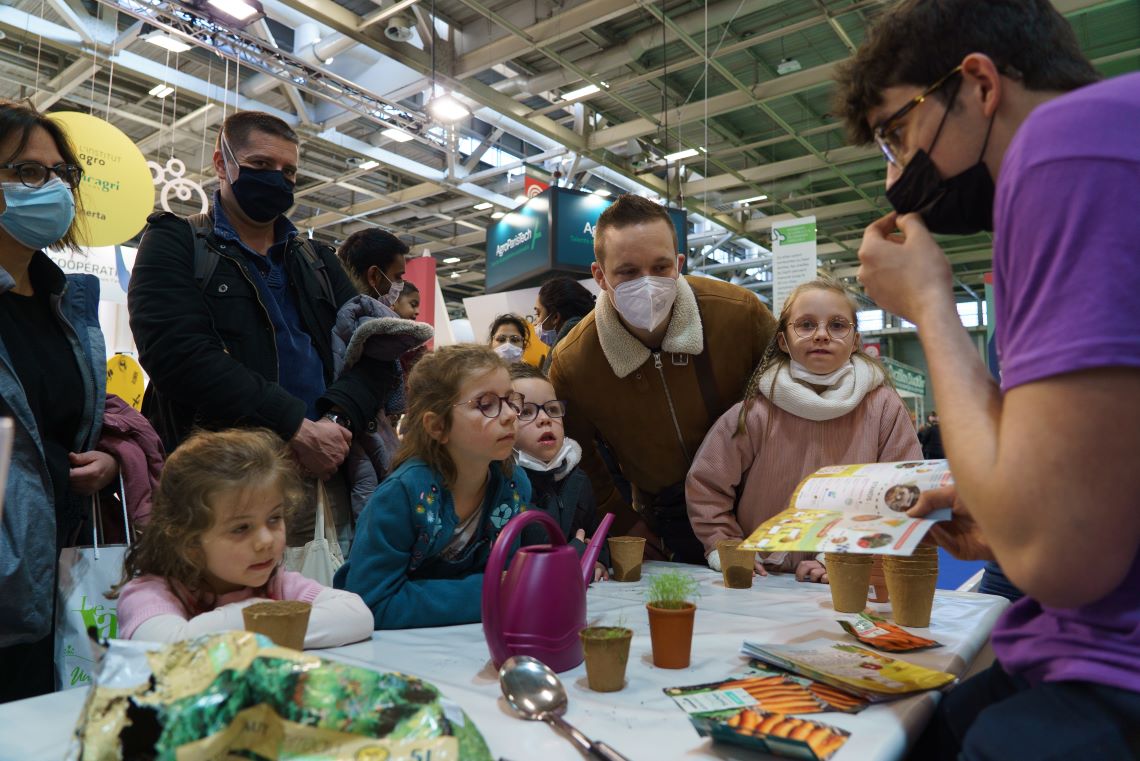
[499,656,631,761]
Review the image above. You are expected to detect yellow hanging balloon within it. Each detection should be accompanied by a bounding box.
[48,112,154,247]
[106,353,145,411]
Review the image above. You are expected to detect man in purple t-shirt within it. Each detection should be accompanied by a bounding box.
[835,1,1140,759]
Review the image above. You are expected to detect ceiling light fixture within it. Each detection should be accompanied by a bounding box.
[358,159,379,171]
[663,148,699,162]
[473,202,493,210]
[143,31,192,53]
[561,84,600,101]
[593,188,612,197]
[776,57,802,75]
[737,194,769,204]
[427,92,469,123]
[491,211,505,219]
[148,83,175,99]
[514,194,528,206]
[381,127,414,143]
[443,256,462,264]
[206,0,263,23]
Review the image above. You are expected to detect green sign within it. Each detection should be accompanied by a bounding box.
[881,357,926,396]
[772,221,817,246]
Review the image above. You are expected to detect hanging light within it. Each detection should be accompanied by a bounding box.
[143,30,193,53]
[205,0,264,25]
[427,92,469,123]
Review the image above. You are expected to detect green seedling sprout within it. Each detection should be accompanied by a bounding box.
[645,570,700,610]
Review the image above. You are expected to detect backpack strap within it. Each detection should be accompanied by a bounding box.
[186,212,219,294]
[292,235,337,305]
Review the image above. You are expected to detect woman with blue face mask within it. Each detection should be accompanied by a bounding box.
[0,100,117,702]
[532,276,596,372]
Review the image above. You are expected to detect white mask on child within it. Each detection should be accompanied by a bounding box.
[788,360,854,388]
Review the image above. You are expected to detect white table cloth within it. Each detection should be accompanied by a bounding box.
[0,562,1008,761]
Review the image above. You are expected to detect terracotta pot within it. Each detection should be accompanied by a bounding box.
[580,627,633,692]
[646,602,696,669]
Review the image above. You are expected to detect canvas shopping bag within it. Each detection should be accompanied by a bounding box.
[284,482,344,586]
[54,476,130,691]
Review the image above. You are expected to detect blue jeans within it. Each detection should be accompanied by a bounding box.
[910,663,1140,760]
[978,561,1024,602]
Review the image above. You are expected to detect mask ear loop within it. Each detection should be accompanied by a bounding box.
[219,133,240,185]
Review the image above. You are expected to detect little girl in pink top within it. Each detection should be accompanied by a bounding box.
[687,276,921,582]
[113,428,372,648]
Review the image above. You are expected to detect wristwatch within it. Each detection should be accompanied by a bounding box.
[323,411,353,431]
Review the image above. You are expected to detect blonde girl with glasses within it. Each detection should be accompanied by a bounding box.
[336,344,532,629]
[686,276,921,583]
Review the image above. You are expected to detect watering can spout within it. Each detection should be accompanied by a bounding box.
[580,513,615,586]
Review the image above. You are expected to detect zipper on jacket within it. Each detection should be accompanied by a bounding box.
[215,242,281,382]
[653,351,691,463]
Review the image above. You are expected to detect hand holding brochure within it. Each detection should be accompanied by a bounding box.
[739,460,953,555]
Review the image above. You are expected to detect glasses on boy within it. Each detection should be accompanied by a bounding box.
[519,400,566,423]
[873,65,962,168]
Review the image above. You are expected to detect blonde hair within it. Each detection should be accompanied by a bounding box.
[110,428,303,611]
[736,275,891,435]
[393,344,513,487]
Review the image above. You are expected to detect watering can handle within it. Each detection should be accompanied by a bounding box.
[481,510,566,668]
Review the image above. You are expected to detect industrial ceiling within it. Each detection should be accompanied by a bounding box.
[0,0,1136,314]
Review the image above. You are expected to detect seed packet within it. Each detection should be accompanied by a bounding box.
[704,708,850,760]
[839,612,943,653]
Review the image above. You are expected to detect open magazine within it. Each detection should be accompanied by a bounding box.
[741,640,957,703]
[739,461,953,556]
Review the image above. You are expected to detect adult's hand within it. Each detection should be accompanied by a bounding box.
[290,417,351,480]
[857,212,956,324]
[908,485,995,562]
[69,451,119,495]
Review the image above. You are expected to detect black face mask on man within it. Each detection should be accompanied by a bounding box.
[221,134,296,223]
[885,84,996,235]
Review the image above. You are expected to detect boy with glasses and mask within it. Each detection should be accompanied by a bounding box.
[836,1,1140,757]
[129,111,398,547]
[549,194,776,564]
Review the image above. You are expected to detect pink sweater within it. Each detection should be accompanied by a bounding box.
[686,386,922,567]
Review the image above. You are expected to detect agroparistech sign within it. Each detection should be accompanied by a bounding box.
[484,196,551,292]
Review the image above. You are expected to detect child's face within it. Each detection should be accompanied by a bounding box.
[394,291,420,320]
[777,289,859,375]
[512,377,565,463]
[443,367,519,466]
[198,480,286,595]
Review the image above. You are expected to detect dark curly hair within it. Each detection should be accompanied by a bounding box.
[833,0,1099,145]
[337,228,410,294]
[488,313,529,349]
[538,276,595,330]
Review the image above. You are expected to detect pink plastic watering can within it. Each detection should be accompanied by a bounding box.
[482,510,615,673]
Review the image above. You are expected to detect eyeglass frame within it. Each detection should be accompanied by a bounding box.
[789,317,856,340]
[0,161,84,189]
[491,332,525,345]
[518,399,567,423]
[872,65,963,168]
[452,391,525,420]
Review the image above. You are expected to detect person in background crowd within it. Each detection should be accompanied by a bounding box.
[0,99,116,701]
[392,279,421,321]
[336,228,407,310]
[488,313,529,363]
[533,276,595,372]
[509,363,607,581]
[687,277,920,580]
[838,0,1140,756]
[918,411,945,459]
[336,345,529,628]
[549,195,776,564]
[113,429,372,648]
[128,111,398,547]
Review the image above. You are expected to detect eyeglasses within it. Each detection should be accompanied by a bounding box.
[873,65,962,168]
[519,399,566,423]
[454,391,524,419]
[0,161,83,189]
[492,334,524,345]
[790,317,854,340]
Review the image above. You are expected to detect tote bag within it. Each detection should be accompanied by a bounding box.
[283,482,344,587]
[54,476,130,691]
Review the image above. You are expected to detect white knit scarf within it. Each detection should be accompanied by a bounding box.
[515,438,582,482]
[757,354,886,421]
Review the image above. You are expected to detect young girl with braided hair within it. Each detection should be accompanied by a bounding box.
[686,276,921,582]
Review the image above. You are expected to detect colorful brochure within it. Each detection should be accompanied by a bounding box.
[739,461,954,555]
[741,640,957,703]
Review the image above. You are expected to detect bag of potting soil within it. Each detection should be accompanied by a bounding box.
[69,632,492,761]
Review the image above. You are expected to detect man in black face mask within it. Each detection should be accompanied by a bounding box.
[129,111,397,546]
[836,2,1140,760]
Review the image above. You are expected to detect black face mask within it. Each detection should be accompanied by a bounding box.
[884,87,996,235]
[229,166,295,224]
[221,134,296,223]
